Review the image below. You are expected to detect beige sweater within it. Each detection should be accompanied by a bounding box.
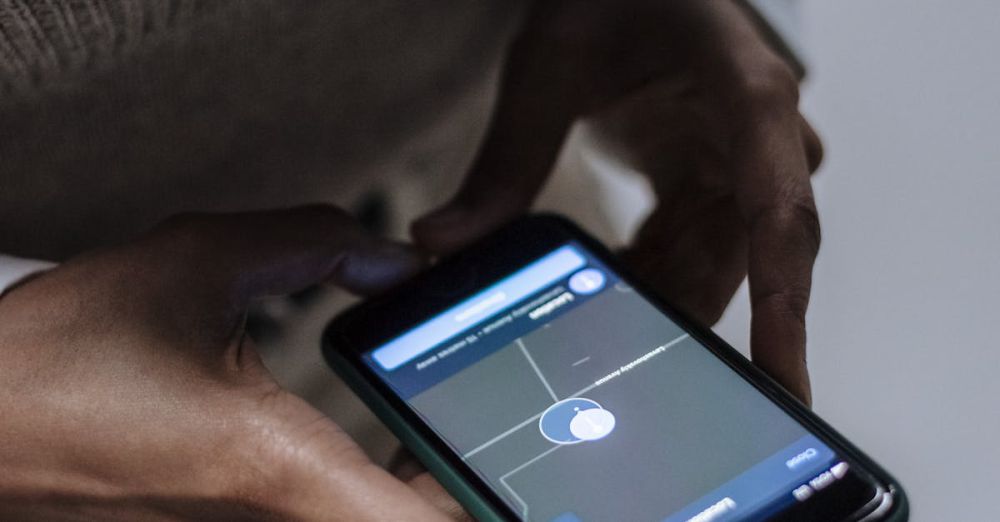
[0,0,525,259]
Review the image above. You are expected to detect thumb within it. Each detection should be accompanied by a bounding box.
[147,205,423,305]
[143,209,449,519]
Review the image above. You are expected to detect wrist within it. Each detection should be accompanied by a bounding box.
[0,389,277,520]
[0,433,266,521]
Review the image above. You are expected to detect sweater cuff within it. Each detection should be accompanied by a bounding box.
[0,254,57,297]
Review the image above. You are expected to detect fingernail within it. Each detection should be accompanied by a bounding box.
[368,241,426,275]
[335,240,426,294]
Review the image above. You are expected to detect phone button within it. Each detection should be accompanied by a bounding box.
[809,471,836,491]
[792,484,814,502]
[684,497,737,522]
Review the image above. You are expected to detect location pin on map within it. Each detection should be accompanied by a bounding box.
[569,406,616,441]
[539,398,616,444]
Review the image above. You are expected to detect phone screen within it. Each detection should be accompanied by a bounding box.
[362,243,852,521]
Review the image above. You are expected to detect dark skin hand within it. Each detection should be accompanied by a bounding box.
[414,0,823,404]
[0,207,464,521]
[0,1,821,520]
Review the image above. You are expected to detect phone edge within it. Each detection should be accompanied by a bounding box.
[321,213,910,521]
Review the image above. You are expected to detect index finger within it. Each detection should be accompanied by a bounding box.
[732,88,821,405]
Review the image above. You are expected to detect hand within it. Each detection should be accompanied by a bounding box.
[0,206,461,521]
[413,0,822,403]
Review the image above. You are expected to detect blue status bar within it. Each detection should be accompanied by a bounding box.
[371,245,587,371]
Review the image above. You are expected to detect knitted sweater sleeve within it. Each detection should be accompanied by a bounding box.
[0,1,231,94]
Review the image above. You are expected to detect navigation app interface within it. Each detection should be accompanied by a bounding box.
[365,245,849,521]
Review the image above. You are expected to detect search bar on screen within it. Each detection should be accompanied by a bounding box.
[371,245,586,371]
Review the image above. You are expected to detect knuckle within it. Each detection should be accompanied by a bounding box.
[783,201,822,256]
[732,59,800,115]
[754,289,810,326]
[754,199,822,257]
[792,201,823,254]
[807,136,824,174]
[801,120,825,173]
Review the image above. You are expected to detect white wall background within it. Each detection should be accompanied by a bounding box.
[713,2,1000,519]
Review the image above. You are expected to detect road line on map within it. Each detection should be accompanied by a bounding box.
[461,333,690,460]
[518,338,558,402]
[499,445,562,518]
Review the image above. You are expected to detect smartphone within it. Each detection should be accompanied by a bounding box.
[323,214,908,521]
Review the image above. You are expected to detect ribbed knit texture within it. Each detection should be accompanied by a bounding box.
[0,1,227,94]
[0,1,523,259]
